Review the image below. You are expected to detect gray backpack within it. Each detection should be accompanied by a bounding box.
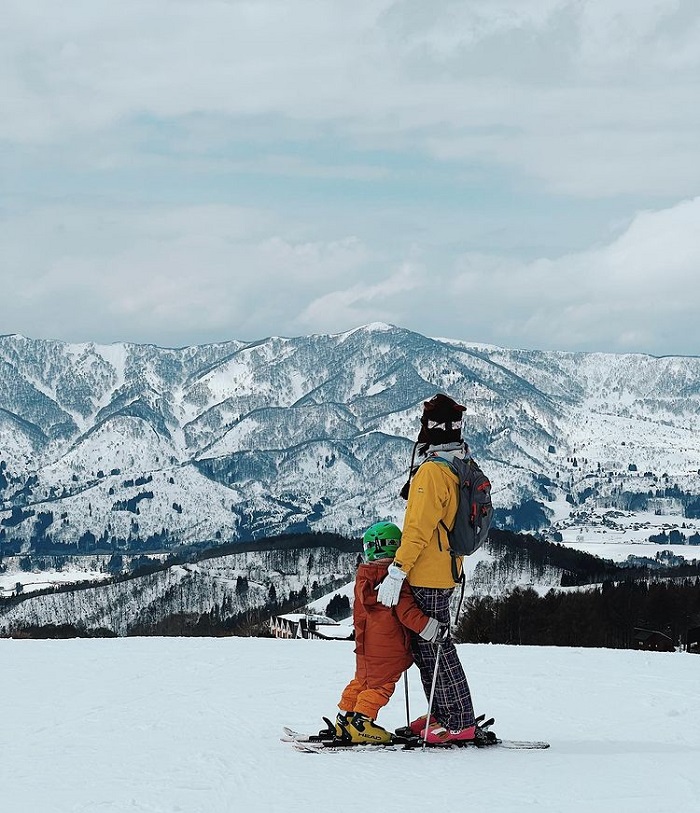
[437,456,493,580]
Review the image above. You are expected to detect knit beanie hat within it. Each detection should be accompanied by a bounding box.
[417,393,466,448]
[399,393,467,499]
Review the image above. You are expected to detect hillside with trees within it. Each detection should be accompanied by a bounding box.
[2,529,700,647]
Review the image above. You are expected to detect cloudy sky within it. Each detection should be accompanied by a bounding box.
[3,0,700,355]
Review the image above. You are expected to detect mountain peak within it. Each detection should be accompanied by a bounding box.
[1,327,699,554]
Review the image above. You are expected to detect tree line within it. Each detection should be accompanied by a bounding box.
[455,579,700,649]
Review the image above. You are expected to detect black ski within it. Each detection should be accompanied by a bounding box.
[287,737,550,753]
[282,725,549,751]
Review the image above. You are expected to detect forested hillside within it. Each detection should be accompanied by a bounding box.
[3,530,699,642]
[456,580,700,650]
[0,533,360,638]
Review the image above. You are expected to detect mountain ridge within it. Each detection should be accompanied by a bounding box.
[1,324,699,555]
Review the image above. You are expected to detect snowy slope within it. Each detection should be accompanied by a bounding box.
[1,637,698,813]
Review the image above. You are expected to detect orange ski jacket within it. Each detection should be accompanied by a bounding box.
[353,559,431,687]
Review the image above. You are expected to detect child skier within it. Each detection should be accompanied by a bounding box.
[333,521,447,745]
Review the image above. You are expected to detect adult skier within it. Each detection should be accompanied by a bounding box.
[376,393,490,744]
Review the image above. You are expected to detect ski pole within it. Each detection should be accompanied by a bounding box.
[403,670,410,729]
[422,642,442,751]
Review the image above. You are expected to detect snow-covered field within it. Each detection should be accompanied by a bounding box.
[553,509,700,563]
[0,554,172,597]
[0,564,111,597]
[2,637,698,812]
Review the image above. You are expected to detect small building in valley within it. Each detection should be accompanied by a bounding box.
[634,628,675,652]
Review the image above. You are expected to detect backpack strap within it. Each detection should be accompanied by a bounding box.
[436,522,466,585]
[399,440,420,500]
[437,523,466,624]
[454,569,466,627]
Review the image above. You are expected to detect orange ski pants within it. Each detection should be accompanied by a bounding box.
[339,670,403,721]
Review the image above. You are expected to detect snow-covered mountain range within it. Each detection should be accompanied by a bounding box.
[1,324,699,554]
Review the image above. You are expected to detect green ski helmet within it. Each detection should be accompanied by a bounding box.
[363,521,402,562]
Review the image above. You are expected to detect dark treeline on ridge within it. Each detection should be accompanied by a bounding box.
[455,580,700,650]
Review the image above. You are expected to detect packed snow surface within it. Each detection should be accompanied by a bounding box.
[2,637,699,812]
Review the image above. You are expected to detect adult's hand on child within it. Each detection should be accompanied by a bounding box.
[420,618,450,644]
[376,563,406,606]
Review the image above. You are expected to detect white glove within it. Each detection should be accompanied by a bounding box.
[376,563,406,607]
[419,618,450,644]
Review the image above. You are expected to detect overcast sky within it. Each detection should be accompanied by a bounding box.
[3,0,700,356]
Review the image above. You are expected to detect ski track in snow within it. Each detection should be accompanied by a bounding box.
[1,638,699,812]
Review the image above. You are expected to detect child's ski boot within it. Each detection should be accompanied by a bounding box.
[345,713,393,745]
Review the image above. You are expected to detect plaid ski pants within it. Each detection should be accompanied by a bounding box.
[410,586,476,731]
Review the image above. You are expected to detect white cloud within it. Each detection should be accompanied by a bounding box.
[3,1,700,199]
[1,196,699,355]
[0,203,373,344]
[446,196,700,353]
[296,263,422,333]
[2,2,700,355]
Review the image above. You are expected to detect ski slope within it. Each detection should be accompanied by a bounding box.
[2,637,699,812]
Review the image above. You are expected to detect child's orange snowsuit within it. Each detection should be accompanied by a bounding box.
[338,558,431,720]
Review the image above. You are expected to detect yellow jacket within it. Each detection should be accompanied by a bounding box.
[394,457,462,588]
